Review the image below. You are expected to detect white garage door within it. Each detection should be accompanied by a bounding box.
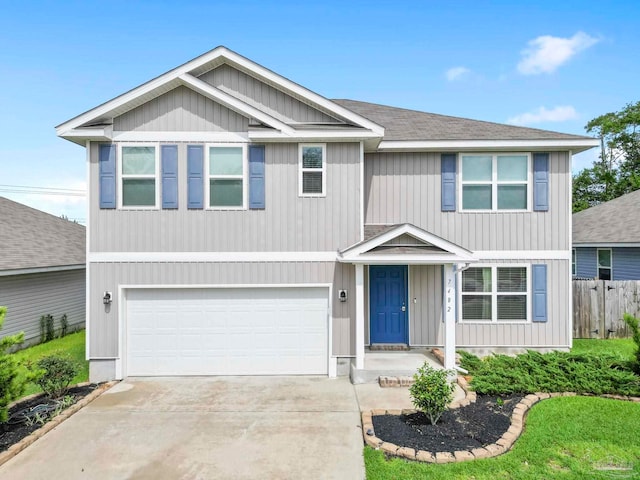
[126,287,329,376]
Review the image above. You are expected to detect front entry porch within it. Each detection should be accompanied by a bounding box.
[350,348,443,384]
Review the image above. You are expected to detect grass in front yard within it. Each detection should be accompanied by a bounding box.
[572,338,636,362]
[365,396,640,480]
[12,330,88,398]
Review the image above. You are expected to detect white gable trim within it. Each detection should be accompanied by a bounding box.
[338,223,476,263]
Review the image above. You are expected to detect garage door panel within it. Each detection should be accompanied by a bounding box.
[126,287,329,376]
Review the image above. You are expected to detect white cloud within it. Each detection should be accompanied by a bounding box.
[445,66,470,81]
[507,105,579,125]
[517,32,599,75]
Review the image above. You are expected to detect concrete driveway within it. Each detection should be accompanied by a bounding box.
[0,377,365,479]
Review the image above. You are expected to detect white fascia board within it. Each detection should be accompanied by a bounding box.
[573,243,640,248]
[248,130,382,142]
[178,74,295,135]
[474,250,571,260]
[377,139,600,153]
[89,251,338,263]
[113,131,250,143]
[0,264,85,277]
[58,127,112,143]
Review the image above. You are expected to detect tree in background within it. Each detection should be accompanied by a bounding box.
[573,101,640,212]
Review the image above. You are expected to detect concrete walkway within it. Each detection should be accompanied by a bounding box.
[0,377,365,480]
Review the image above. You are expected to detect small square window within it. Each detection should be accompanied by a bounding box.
[299,144,326,196]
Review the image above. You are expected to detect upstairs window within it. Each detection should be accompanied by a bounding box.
[299,144,326,196]
[461,154,529,210]
[572,249,576,276]
[207,145,245,208]
[597,249,612,280]
[461,266,528,322]
[120,145,158,208]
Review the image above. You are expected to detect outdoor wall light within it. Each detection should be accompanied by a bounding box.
[338,290,348,302]
[103,291,112,305]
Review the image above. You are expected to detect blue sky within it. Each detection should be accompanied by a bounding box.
[1,0,638,223]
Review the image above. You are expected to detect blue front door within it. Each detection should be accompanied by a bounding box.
[369,265,408,344]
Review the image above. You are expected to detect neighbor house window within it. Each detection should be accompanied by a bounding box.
[299,144,326,196]
[461,154,529,210]
[572,249,576,276]
[461,266,528,322]
[207,145,245,208]
[120,145,158,208]
[597,249,612,280]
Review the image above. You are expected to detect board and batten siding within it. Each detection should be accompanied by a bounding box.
[364,151,571,251]
[113,86,249,132]
[89,142,361,253]
[88,261,355,358]
[0,269,85,344]
[198,64,340,124]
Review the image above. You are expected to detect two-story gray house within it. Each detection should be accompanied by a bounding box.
[56,47,598,382]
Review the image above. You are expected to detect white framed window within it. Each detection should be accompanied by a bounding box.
[206,144,247,209]
[299,144,326,197]
[460,265,529,323]
[597,248,612,280]
[460,153,530,211]
[572,248,576,276]
[119,144,159,209]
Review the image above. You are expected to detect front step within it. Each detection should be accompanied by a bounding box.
[369,344,410,351]
[350,351,436,384]
[378,375,415,388]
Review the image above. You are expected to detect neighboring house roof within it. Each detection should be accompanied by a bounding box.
[573,189,640,245]
[333,99,592,142]
[0,197,85,273]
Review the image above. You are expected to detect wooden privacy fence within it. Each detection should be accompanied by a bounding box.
[573,280,640,339]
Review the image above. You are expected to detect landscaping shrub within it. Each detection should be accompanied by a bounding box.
[59,314,68,338]
[0,306,28,422]
[463,350,640,396]
[623,313,640,374]
[409,363,455,425]
[34,354,79,398]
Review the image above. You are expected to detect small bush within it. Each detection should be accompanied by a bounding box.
[45,314,55,342]
[623,313,640,374]
[34,354,79,399]
[0,306,28,423]
[59,314,68,338]
[409,363,455,425]
[39,315,46,344]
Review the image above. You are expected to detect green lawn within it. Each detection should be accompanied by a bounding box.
[365,396,640,480]
[12,330,88,398]
[572,338,636,361]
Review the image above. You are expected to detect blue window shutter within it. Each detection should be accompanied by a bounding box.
[99,144,116,209]
[533,153,549,211]
[249,145,265,209]
[187,145,204,209]
[532,264,548,322]
[441,154,456,211]
[161,145,178,209]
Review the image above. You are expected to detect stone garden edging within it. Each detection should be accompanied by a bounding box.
[361,381,640,464]
[0,381,118,467]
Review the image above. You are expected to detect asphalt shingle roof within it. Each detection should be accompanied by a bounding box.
[0,197,85,272]
[573,189,640,244]
[332,99,593,142]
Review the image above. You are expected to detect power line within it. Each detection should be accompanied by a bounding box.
[0,184,86,197]
[0,184,85,193]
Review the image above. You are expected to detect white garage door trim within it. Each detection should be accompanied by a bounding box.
[119,284,333,377]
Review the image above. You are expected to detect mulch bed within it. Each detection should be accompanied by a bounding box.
[0,384,99,452]
[372,394,523,452]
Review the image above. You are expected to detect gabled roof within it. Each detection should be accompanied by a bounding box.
[338,223,476,264]
[56,46,384,145]
[333,99,598,153]
[0,197,85,273]
[573,189,640,245]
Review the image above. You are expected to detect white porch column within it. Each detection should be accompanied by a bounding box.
[443,263,456,370]
[355,263,365,370]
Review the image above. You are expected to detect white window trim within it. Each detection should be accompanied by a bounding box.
[299,143,327,197]
[572,248,576,276]
[458,264,531,324]
[597,248,613,280]
[205,143,248,210]
[117,143,160,210]
[459,153,532,212]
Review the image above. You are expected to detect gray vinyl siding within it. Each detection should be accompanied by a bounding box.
[113,86,249,132]
[575,247,597,278]
[89,142,361,252]
[0,269,85,344]
[364,151,571,251]
[409,265,443,345]
[575,247,640,280]
[198,64,340,124]
[88,261,354,358]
